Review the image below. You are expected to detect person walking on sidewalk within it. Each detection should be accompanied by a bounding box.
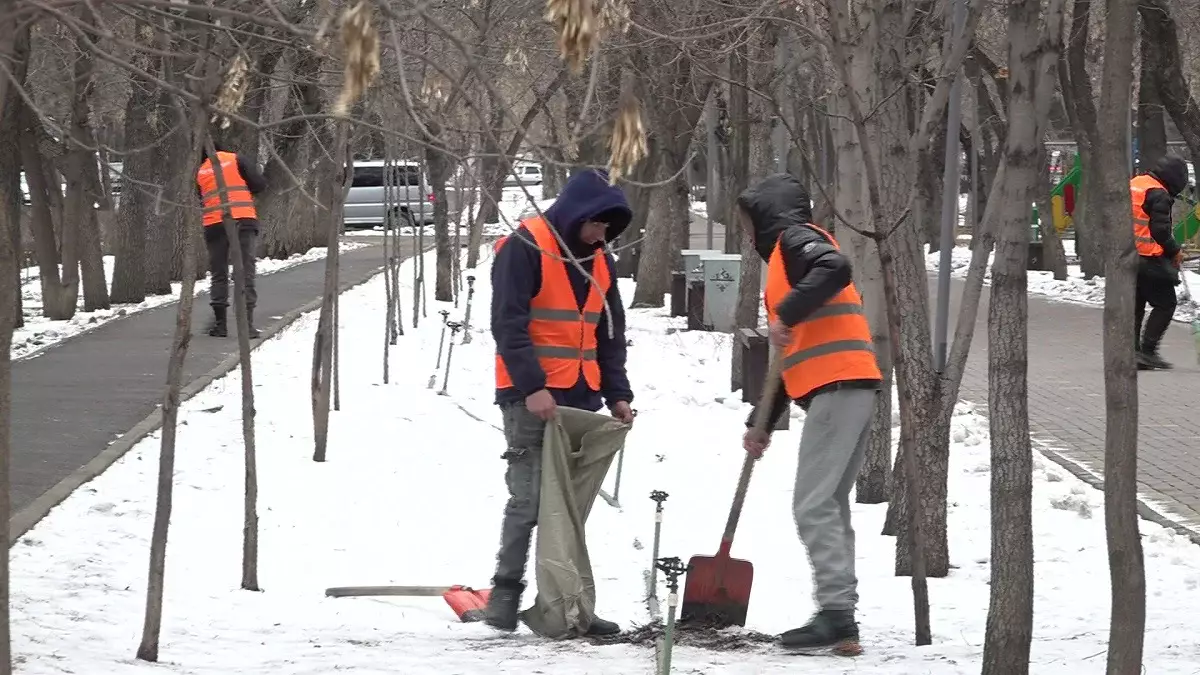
[738,173,882,654]
[1131,155,1188,370]
[196,142,267,339]
[485,168,635,636]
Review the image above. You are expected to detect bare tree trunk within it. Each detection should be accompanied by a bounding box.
[312,122,349,463]
[425,141,454,302]
[1096,0,1146,669]
[66,7,108,312]
[730,39,756,379]
[0,15,19,667]
[1138,0,1200,165]
[199,131,261,592]
[136,33,213,658]
[18,111,69,319]
[1135,30,1167,171]
[111,74,158,304]
[980,0,1046,669]
[465,157,485,268]
[1062,0,1104,278]
[631,154,674,308]
[137,128,201,665]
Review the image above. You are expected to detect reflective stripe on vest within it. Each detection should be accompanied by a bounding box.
[495,217,611,391]
[197,151,257,227]
[764,224,881,401]
[1130,174,1165,257]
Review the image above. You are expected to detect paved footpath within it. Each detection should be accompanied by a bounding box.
[939,276,1200,534]
[10,238,416,530]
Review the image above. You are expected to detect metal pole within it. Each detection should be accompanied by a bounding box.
[933,0,969,372]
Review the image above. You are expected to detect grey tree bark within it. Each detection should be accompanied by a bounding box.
[1096,0,1146,670]
[1061,0,1105,278]
[980,0,1061,670]
[0,9,18,669]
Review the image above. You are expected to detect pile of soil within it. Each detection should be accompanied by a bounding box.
[589,620,777,652]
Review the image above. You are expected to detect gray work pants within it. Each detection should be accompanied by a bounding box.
[493,402,546,585]
[205,218,259,310]
[793,387,877,611]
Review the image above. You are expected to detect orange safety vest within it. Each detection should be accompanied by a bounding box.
[764,225,881,401]
[197,151,257,227]
[1130,174,1165,257]
[494,217,611,391]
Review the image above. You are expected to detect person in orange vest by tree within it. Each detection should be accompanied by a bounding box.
[196,141,268,338]
[484,168,634,636]
[1131,155,1188,370]
[739,173,882,655]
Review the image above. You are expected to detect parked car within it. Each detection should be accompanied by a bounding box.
[343,160,435,228]
[503,163,543,187]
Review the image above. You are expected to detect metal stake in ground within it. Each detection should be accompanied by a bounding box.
[437,321,463,396]
[428,310,450,389]
[656,556,689,675]
[647,491,669,618]
[461,274,477,344]
[609,408,637,504]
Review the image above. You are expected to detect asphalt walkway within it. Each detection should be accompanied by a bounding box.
[10,238,414,522]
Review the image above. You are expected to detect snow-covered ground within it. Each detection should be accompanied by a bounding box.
[15,241,370,361]
[925,240,1200,323]
[12,247,1200,673]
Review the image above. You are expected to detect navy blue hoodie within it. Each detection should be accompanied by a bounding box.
[491,169,634,411]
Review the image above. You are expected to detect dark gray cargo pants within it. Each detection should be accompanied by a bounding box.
[493,402,546,585]
[205,218,259,311]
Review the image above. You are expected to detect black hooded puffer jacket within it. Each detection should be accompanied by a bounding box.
[1142,155,1188,261]
[737,173,881,419]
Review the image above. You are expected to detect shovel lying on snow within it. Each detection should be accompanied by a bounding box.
[679,352,784,629]
[325,585,492,622]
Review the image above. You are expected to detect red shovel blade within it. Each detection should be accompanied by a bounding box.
[443,585,492,623]
[679,547,754,628]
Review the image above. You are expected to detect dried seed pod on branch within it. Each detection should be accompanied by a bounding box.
[545,0,597,74]
[607,79,647,184]
[212,54,250,129]
[333,1,381,117]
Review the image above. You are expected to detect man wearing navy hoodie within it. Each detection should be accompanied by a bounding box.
[485,169,635,636]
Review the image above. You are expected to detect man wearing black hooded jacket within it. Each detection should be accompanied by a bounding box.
[483,169,635,636]
[740,173,882,655]
[1131,155,1189,370]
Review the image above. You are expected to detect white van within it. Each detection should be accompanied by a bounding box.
[344,160,434,227]
[504,162,543,187]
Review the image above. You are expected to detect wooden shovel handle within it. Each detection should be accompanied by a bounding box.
[720,350,785,545]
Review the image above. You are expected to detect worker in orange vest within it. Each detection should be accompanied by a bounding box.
[196,142,267,338]
[484,169,634,636]
[1131,155,1187,370]
[739,173,882,655]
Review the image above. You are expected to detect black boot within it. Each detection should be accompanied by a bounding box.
[484,579,523,632]
[584,616,621,637]
[779,608,862,655]
[1137,347,1172,370]
[207,306,228,337]
[246,307,260,339]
